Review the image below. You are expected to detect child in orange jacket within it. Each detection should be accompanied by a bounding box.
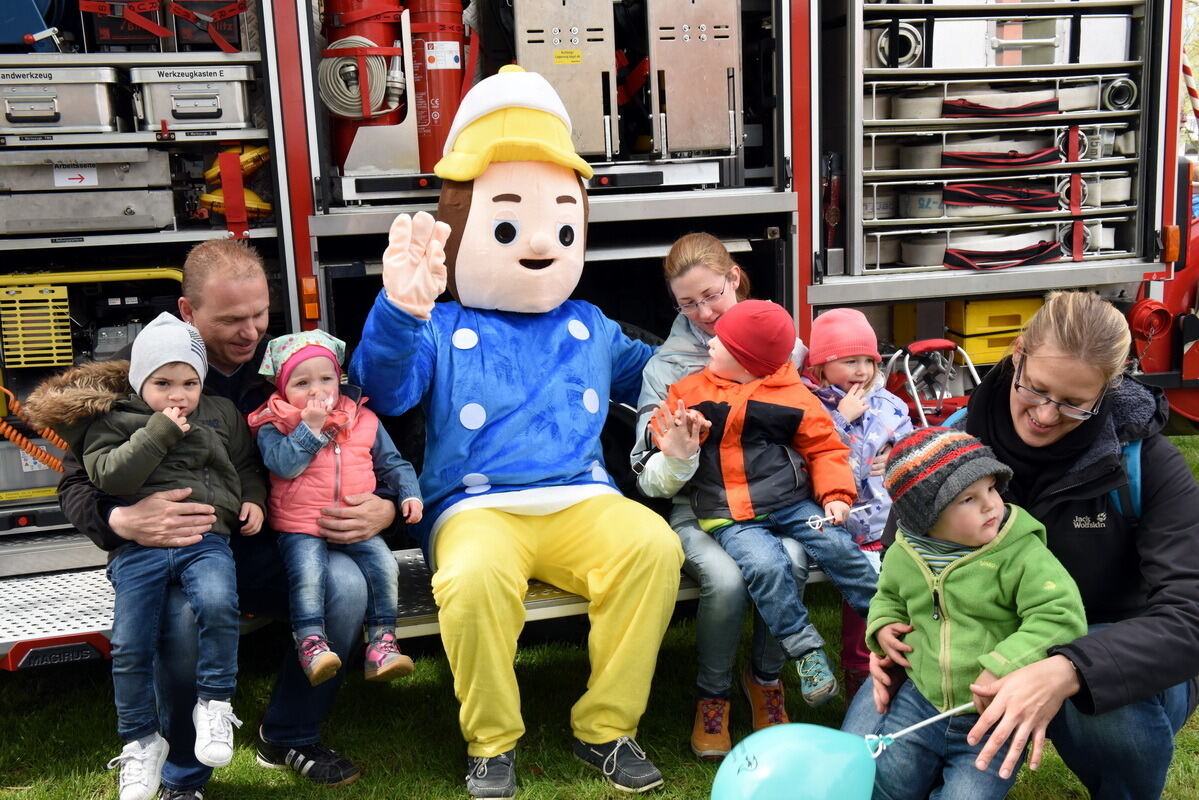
[640,300,878,707]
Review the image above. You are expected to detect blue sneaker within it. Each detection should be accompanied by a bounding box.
[796,648,838,707]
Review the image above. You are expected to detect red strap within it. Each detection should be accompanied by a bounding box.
[943,240,1062,270]
[618,57,650,107]
[332,6,403,26]
[167,2,246,53]
[1072,220,1085,262]
[217,150,248,239]
[1069,173,1082,215]
[1066,125,1081,163]
[81,0,174,38]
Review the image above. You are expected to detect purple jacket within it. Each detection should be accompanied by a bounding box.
[809,374,913,546]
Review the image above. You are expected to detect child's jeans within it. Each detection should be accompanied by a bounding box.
[106,533,239,742]
[277,532,398,633]
[711,498,878,659]
[848,679,1022,800]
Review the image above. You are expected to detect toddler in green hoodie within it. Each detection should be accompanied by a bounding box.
[859,426,1086,800]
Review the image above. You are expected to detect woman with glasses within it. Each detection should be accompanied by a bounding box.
[846,290,1199,799]
[631,233,812,759]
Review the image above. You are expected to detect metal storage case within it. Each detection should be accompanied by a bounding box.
[0,67,121,134]
[128,65,253,130]
[0,148,170,192]
[0,190,175,235]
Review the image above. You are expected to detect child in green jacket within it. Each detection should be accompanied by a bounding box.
[860,427,1086,800]
[26,312,266,800]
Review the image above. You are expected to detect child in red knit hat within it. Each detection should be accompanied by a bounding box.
[639,299,878,711]
[804,307,913,701]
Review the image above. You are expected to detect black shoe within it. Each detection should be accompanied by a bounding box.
[158,788,204,800]
[465,749,516,799]
[254,726,361,787]
[572,736,664,793]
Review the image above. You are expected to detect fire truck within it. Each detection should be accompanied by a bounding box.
[0,0,1195,669]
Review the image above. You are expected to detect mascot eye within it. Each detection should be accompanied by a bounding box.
[493,220,519,245]
[557,224,576,247]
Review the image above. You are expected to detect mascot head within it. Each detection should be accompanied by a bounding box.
[434,65,593,313]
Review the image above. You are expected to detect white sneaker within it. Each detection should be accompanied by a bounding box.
[106,732,168,800]
[192,699,242,767]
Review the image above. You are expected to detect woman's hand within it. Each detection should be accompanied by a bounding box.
[871,445,891,478]
[876,622,914,667]
[967,654,1080,778]
[837,384,869,423]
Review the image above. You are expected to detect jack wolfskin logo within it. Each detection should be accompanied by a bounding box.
[1073,512,1107,529]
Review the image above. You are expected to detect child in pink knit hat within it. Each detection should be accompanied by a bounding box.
[804,307,913,701]
[248,330,423,686]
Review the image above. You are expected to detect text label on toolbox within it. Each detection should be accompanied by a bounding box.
[0,72,54,81]
[154,69,226,79]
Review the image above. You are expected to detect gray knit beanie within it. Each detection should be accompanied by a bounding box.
[883,427,1013,537]
[129,312,208,395]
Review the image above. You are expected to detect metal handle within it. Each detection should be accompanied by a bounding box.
[4,97,60,124]
[171,93,223,120]
[989,36,1059,49]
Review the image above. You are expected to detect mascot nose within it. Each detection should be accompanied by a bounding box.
[529,231,554,255]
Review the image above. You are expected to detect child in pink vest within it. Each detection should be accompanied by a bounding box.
[248,331,423,686]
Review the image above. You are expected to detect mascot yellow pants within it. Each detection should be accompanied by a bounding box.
[431,494,685,757]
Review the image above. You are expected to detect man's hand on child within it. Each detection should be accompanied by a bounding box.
[302,395,329,434]
[318,492,396,544]
[402,498,423,524]
[651,400,708,459]
[876,622,914,667]
[823,500,851,525]
[239,502,264,535]
[837,384,869,423]
[163,406,190,433]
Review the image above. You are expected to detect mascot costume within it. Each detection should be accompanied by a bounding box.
[350,66,685,797]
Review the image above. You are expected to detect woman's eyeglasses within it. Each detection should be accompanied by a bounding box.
[1013,356,1105,420]
[675,279,729,315]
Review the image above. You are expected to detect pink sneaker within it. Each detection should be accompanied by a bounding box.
[364,632,414,681]
[297,634,342,686]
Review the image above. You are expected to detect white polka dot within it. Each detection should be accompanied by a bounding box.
[462,473,489,487]
[568,319,590,340]
[582,388,600,413]
[452,328,479,349]
[460,403,487,429]
[591,462,608,482]
[464,482,491,495]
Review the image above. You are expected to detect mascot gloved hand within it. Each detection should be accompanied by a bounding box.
[350,66,683,795]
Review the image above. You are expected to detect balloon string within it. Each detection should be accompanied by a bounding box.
[864,702,975,759]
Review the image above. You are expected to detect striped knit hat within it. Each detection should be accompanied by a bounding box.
[884,427,1013,537]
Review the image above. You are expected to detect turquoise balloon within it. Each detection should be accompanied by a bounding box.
[711,723,876,800]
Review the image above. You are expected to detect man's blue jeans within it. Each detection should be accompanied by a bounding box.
[671,505,805,698]
[277,531,399,632]
[711,498,878,659]
[157,531,368,792]
[843,671,1196,800]
[107,534,238,742]
[844,680,1021,800]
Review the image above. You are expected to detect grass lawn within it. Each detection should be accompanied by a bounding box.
[2,440,1198,799]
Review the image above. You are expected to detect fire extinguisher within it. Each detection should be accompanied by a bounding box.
[410,0,465,173]
[320,0,405,169]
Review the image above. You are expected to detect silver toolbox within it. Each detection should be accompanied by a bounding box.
[0,148,170,192]
[129,65,252,130]
[0,67,120,134]
[0,190,175,234]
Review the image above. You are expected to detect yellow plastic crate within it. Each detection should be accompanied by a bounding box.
[946,297,1042,365]
[0,285,72,368]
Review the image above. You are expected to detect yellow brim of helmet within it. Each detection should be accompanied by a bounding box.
[434,107,594,181]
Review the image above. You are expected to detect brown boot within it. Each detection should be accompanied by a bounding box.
[741,666,789,730]
[690,697,732,759]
